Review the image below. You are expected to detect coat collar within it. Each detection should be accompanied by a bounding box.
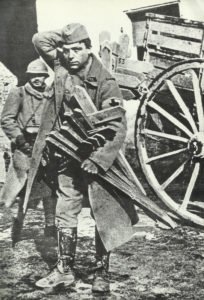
[24,82,54,100]
[85,54,103,87]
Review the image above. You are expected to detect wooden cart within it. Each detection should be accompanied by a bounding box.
[100,13,204,227]
[134,13,204,227]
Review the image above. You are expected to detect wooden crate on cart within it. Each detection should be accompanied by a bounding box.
[143,13,204,79]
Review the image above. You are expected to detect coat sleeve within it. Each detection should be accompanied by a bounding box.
[89,78,127,171]
[1,87,23,141]
[32,29,64,68]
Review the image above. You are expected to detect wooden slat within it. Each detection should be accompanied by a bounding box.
[147,33,201,56]
[113,72,141,88]
[117,58,153,74]
[150,20,203,41]
[146,13,204,29]
[148,48,199,61]
[73,86,97,114]
[148,53,184,69]
[60,124,84,143]
[64,111,89,136]
[47,133,78,152]
[132,21,146,47]
[116,67,146,78]
[120,89,136,100]
[47,139,81,162]
[87,106,125,126]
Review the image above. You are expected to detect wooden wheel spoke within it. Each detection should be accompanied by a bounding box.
[143,129,189,143]
[146,148,187,163]
[190,70,204,131]
[166,80,198,133]
[189,201,204,210]
[148,101,193,137]
[137,60,204,227]
[160,161,187,190]
[179,162,200,211]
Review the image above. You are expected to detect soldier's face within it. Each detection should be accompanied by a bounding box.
[63,42,90,71]
[29,75,47,88]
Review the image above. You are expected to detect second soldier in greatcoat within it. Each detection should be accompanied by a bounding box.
[1,59,57,238]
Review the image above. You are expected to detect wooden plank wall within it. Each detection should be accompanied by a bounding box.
[143,13,204,79]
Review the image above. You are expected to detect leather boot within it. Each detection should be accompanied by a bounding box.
[92,227,110,293]
[44,225,57,239]
[92,254,110,293]
[36,227,77,288]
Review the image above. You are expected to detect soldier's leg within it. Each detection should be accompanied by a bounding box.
[30,177,57,238]
[92,226,110,293]
[36,169,83,288]
[42,193,57,238]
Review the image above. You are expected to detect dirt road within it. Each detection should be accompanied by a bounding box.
[1,203,204,300]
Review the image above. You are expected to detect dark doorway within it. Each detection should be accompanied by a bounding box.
[0,0,38,85]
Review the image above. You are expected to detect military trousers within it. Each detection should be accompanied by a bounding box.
[56,162,88,229]
[55,163,108,256]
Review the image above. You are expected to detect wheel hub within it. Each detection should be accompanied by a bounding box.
[188,132,204,158]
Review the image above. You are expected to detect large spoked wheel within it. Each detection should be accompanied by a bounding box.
[136,59,204,227]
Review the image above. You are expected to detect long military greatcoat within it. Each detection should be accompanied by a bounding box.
[0,83,52,207]
[24,30,139,251]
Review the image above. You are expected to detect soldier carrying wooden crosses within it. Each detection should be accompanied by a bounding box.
[24,23,139,292]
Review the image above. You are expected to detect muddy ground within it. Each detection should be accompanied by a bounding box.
[1,203,204,300]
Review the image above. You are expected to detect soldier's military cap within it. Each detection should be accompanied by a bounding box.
[62,23,89,45]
